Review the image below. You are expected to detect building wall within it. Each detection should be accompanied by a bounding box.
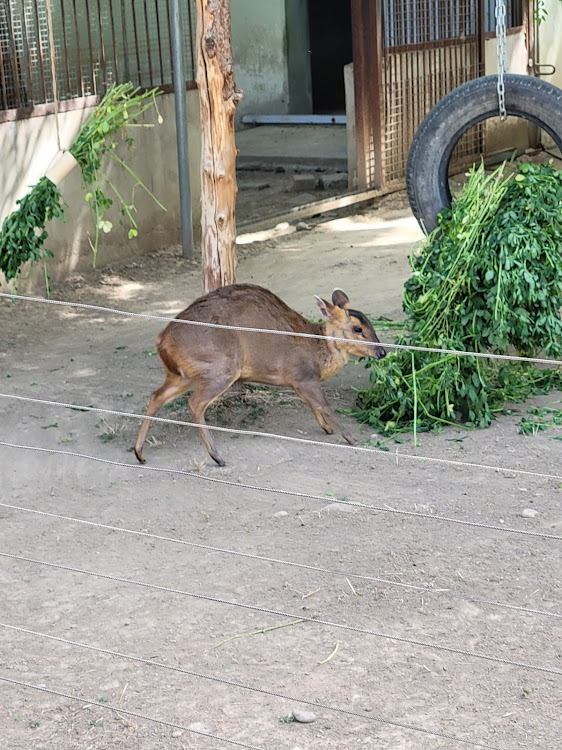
[230,0,290,123]
[0,91,201,294]
[538,0,562,90]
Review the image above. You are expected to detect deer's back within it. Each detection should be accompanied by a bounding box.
[158,284,321,384]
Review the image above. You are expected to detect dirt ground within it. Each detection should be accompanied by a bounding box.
[0,181,561,750]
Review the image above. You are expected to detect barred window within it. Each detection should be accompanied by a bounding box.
[0,0,196,113]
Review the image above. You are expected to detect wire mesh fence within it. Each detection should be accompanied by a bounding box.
[0,0,196,112]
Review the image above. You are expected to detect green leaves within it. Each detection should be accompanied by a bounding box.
[355,162,562,437]
[69,83,165,263]
[0,177,65,285]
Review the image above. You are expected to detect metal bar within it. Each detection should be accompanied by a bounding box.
[370,0,384,189]
[6,1,23,107]
[143,0,153,87]
[131,0,142,84]
[84,0,96,93]
[241,114,346,125]
[32,0,47,101]
[71,0,84,96]
[108,0,119,82]
[120,0,130,81]
[165,0,173,75]
[186,0,195,77]
[0,31,8,110]
[20,2,34,104]
[155,0,165,84]
[169,0,193,259]
[96,0,107,88]
[60,0,72,96]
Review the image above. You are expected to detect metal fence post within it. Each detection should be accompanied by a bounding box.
[170,0,193,259]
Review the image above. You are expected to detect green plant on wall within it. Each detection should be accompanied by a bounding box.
[69,83,166,264]
[0,83,165,292]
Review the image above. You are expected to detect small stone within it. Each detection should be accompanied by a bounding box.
[321,502,357,513]
[275,221,291,231]
[292,173,317,191]
[318,172,348,190]
[295,221,311,231]
[171,730,183,738]
[520,508,539,518]
[274,510,289,517]
[239,181,271,192]
[292,709,317,723]
[188,722,207,732]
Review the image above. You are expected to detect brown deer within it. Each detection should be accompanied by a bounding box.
[134,284,386,466]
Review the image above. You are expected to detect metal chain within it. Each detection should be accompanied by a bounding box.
[1,551,561,676]
[495,0,508,121]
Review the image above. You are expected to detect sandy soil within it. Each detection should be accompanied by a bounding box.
[0,186,561,750]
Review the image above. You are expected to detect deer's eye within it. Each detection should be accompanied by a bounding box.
[352,325,363,334]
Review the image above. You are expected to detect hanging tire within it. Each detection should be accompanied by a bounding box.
[406,74,562,234]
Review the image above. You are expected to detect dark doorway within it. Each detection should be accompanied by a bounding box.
[307,0,352,113]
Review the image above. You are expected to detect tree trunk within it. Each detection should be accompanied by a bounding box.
[196,0,243,293]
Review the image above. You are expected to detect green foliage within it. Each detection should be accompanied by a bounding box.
[0,177,65,289]
[354,162,562,437]
[0,83,165,293]
[70,82,166,264]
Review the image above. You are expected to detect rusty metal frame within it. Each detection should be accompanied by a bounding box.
[0,0,197,119]
[351,0,531,191]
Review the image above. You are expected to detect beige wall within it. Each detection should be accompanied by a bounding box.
[539,0,562,90]
[1,91,201,293]
[231,0,289,124]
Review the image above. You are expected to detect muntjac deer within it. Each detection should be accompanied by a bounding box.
[134,284,386,466]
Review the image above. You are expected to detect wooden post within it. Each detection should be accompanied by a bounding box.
[196,0,243,293]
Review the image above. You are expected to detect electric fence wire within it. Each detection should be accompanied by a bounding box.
[1,291,561,366]
[0,623,509,750]
[1,500,559,620]
[1,394,561,483]
[1,440,561,540]
[2,291,560,748]
[1,550,560,677]
[0,675,269,750]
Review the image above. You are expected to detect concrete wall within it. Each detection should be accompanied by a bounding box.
[539,0,562,90]
[1,91,201,294]
[538,0,562,148]
[231,0,290,123]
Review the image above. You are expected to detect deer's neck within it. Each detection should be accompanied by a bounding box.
[313,322,350,381]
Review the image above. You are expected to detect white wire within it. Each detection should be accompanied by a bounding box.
[0,675,268,750]
[2,500,558,619]
[1,550,560,676]
[1,291,561,366]
[1,440,560,540]
[0,623,507,749]
[2,393,561,483]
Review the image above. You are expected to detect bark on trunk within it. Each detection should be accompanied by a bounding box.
[196,0,243,293]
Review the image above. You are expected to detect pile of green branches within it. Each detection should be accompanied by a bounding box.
[355,161,562,440]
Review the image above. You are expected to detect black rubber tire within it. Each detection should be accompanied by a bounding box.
[406,74,562,234]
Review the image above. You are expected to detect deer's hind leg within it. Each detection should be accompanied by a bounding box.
[188,371,240,467]
[134,370,192,463]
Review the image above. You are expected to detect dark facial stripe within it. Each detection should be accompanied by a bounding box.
[349,309,380,341]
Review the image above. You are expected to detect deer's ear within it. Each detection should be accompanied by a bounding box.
[315,295,331,318]
[332,289,351,309]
